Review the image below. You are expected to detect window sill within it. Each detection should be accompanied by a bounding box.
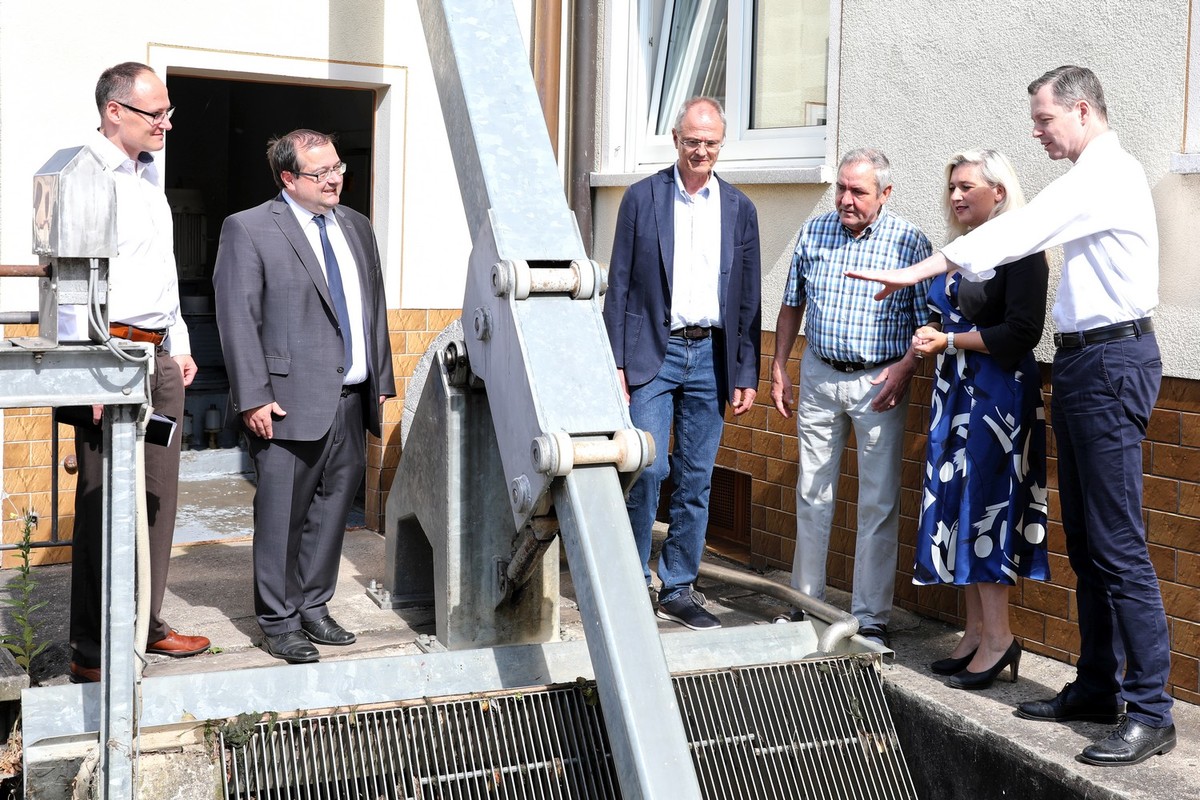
[1170,153,1200,173]
[590,165,832,187]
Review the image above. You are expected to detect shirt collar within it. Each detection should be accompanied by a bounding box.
[90,130,156,179]
[843,205,888,240]
[672,164,717,200]
[1075,129,1119,167]
[281,190,336,228]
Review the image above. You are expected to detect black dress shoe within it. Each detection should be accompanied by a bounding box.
[262,631,319,664]
[859,626,890,648]
[301,616,357,646]
[1016,681,1122,724]
[1078,716,1176,766]
[931,648,977,676]
[948,640,1021,690]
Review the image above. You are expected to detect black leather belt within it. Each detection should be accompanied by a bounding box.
[340,382,364,397]
[671,325,711,340]
[1053,317,1153,349]
[818,354,900,373]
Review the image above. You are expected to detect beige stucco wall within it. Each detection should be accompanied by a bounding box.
[0,0,539,505]
[0,0,540,316]
[593,0,1200,378]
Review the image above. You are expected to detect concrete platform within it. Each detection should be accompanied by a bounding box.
[2,466,1196,799]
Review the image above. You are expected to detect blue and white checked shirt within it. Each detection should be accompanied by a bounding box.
[783,207,932,364]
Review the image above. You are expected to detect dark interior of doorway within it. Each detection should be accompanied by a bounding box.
[161,75,375,451]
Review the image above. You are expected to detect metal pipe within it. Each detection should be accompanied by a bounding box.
[696,561,860,653]
[531,0,562,158]
[567,0,598,253]
[0,539,72,552]
[0,264,49,278]
[0,312,38,324]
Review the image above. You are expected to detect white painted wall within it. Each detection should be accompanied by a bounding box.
[592,0,1200,378]
[0,0,538,315]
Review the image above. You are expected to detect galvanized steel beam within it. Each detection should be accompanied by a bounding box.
[98,406,141,800]
[0,343,148,799]
[408,1,700,795]
[22,624,833,744]
[553,468,701,797]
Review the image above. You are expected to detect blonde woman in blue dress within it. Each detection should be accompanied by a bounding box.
[912,149,1050,689]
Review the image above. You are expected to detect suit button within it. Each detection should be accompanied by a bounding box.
[663,318,670,326]
[337,367,345,374]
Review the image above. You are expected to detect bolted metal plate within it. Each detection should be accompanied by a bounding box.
[222,655,916,800]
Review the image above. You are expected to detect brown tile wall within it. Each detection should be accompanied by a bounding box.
[1,406,74,569]
[0,325,69,566]
[0,306,455,554]
[365,307,461,530]
[749,331,1200,705]
[4,316,1197,705]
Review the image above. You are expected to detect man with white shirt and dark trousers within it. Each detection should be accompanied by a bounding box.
[849,65,1175,766]
[67,62,211,683]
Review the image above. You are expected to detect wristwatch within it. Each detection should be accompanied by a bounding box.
[945,332,958,355]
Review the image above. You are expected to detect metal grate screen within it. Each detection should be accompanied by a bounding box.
[222,656,916,799]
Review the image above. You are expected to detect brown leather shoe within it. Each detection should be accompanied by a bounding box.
[69,662,101,683]
[146,629,211,658]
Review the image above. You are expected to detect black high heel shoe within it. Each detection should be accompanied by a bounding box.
[930,649,977,676]
[948,639,1022,690]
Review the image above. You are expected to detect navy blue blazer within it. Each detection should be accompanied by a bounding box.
[603,167,762,406]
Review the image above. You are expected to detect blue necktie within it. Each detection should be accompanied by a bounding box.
[313,214,353,371]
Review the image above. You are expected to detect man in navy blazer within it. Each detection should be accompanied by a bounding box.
[603,97,761,630]
[214,129,394,664]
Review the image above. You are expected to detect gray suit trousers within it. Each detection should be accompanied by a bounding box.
[249,389,365,636]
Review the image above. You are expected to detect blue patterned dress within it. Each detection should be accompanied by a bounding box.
[913,266,1051,586]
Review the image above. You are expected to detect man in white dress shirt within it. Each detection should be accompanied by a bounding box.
[848,65,1175,766]
[602,97,761,631]
[67,62,211,683]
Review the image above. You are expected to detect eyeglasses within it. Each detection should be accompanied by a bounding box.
[116,101,175,125]
[290,162,348,183]
[679,138,723,151]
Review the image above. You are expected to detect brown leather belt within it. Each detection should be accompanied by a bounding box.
[671,325,711,340]
[109,323,167,346]
[1053,317,1153,349]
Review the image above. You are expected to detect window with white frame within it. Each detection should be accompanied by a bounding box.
[606,0,834,173]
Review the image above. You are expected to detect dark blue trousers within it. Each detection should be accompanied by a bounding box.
[1051,332,1173,727]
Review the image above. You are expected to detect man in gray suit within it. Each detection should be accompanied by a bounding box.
[213,129,394,664]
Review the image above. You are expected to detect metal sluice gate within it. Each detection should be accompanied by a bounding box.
[16,2,922,797]
[222,657,914,800]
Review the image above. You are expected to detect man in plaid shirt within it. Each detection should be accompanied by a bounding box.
[769,148,931,647]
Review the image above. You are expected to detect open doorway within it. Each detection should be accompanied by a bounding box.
[161,75,376,450]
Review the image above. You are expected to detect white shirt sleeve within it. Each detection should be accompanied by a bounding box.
[942,164,1096,280]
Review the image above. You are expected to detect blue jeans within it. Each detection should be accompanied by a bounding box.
[1052,333,1173,727]
[625,336,725,603]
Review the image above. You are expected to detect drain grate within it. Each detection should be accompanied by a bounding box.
[222,655,915,799]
